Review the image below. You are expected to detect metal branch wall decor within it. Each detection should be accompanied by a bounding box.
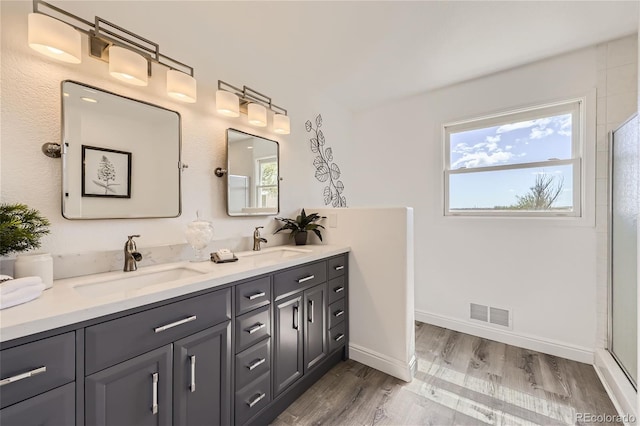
[305,114,347,207]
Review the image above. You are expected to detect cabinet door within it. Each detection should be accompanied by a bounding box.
[173,321,231,426]
[273,294,303,396]
[85,345,172,426]
[0,382,75,426]
[304,284,327,372]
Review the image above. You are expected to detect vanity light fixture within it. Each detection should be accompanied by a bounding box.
[216,80,290,134]
[28,0,197,102]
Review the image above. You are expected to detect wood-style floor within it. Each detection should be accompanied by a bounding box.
[272,322,621,426]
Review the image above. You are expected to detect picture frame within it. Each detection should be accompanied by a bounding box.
[82,145,132,198]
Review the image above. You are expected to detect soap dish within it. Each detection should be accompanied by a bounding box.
[211,252,238,263]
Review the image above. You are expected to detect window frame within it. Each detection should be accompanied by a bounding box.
[443,98,584,217]
[254,155,278,208]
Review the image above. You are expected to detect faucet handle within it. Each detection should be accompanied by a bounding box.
[254,227,264,230]
[128,234,141,239]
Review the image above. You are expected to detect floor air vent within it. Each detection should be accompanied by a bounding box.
[470,303,511,328]
[470,303,488,322]
[489,307,510,327]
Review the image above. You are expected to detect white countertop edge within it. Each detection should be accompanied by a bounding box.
[0,245,350,344]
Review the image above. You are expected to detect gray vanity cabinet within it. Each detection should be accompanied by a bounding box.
[0,382,75,426]
[273,294,304,396]
[303,283,327,372]
[173,322,231,426]
[85,345,173,426]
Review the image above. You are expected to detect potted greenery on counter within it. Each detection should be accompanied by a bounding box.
[274,209,326,245]
[0,203,50,256]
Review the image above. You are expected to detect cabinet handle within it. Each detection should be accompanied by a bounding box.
[335,333,345,342]
[154,315,197,333]
[334,309,344,317]
[0,366,46,387]
[246,322,266,334]
[297,275,315,283]
[247,358,266,371]
[247,291,266,300]
[189,355,196,393]
[248,392,266,408]
[334,286,344,293]
[151,372,159,414]
[293,305,299,330]
[334,265,345,271]
[308,300,314,323]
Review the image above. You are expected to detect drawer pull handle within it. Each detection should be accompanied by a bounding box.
[293,305,299,330]
[334,286,344,293]
[248,392,266,408]
[335,333,345,342]
[246,322,266,334]
[247,358,266,371]
[190,355,196,393]
[297,275,315,284]
[334,265,345,271]
[151,372,159,414]
[0,366,46,387]
[334,310,344,317]
[154,315,197,333]
[308,300,314,323]
[247,291,266,300]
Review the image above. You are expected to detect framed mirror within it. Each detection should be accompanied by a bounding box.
[61,81,181,219]
[225,129,279,216]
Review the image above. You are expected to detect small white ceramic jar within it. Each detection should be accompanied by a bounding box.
[14,253,54,289]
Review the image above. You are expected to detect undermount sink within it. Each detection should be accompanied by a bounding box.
[238,247,312,262]
[72,266,205,297]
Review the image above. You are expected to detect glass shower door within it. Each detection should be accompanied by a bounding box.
[610,114,638,387]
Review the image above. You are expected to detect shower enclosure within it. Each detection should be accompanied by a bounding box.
[609,114,638,388]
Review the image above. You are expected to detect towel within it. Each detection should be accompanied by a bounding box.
[0,282,45,310]
[0,276,43,295]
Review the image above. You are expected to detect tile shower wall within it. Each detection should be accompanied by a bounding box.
[595,35,638,349]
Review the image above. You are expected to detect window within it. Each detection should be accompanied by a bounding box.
[256,156,278,208]
[444,100,582,216]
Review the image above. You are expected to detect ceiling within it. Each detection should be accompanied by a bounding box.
[57,1,639,112]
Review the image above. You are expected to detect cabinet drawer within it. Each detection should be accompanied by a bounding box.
[0,382,75,426]
[328,276,346,305]
[235,372,271,426]
[236,339,270,391]
[328,322,346,354]
[274,261,327,300]
[235,306,270,354]
[86,288,231,375]
[236,277,271,316]
[328,254,347,280]
[328,298,346,330]
[0,332,75,409]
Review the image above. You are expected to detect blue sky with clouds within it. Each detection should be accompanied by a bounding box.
[449,113,574,209]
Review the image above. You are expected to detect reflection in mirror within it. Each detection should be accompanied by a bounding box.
[61,81,181,219]
[226,129,279,216]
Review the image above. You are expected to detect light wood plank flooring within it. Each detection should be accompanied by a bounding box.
[272,322,621,426]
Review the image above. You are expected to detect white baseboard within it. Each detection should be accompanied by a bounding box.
[593,349,637,425]
[349,343,415,383]
[415,309,594,364]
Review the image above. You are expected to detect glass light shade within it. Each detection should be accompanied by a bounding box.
[28,13,81,64]
[216,90,239,117]
[273,114,291,134]
[109,46,148,86]
[248,103,267,127]
[167,70,197,103]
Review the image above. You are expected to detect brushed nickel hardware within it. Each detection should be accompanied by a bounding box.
[154,315,197,333]
[309,300,314,323]
[41,142,61,158]
[124,235,142,272]
[334,265,345,271]
[247,291,266,300]
[246,323,266,334]
[247,358,266,371]
[214,167,227,177]
[0,366,47,387]
[151,372,158,414]
[189,355,196,393]
[297,275,315,284]
[253,227,268,251]
[334,310,344,317]
[293,305,299,330]
[248,392,266,408]
[334,286,344,293]
[335,334,345,342]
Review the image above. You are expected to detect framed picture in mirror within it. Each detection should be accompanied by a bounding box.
[81,145,132,198]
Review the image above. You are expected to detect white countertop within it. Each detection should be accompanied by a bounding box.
[0,244,349,343]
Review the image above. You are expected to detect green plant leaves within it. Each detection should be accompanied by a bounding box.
[0,203,50,256]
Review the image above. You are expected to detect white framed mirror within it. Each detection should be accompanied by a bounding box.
[225,129,279,216]
[61,81,182,219]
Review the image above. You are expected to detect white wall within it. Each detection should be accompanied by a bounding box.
[349,45,607,362]
[0,1,353,257]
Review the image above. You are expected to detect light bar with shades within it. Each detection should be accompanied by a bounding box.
[27,0,197,103]
[216,80,290,134]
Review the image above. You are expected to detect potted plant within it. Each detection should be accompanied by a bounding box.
[274,209,326,245]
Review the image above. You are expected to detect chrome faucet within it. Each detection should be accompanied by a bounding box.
[253,227,268,251]
[124,235,143,272]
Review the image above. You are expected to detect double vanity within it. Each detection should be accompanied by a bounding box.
[0,245,350,426]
